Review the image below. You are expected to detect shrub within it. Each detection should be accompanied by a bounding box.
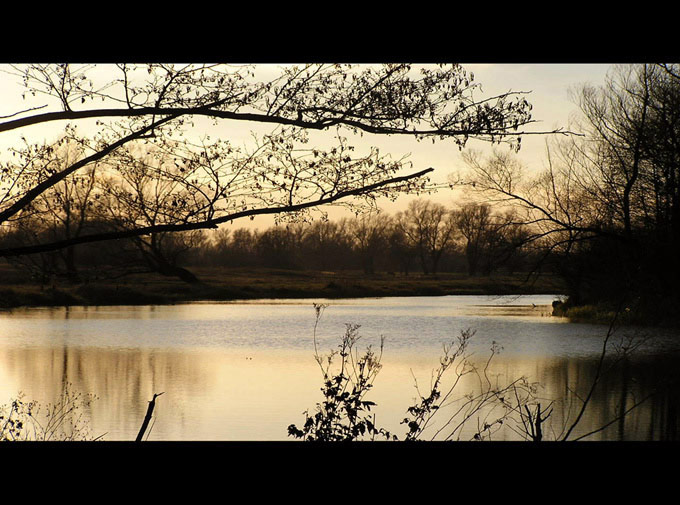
[288,305,540,442]
[0,383,102,441]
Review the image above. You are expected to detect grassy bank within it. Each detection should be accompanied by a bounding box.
[554,303,666,326]
[551,302,624,325]
[552,298,680,327]
[0,264,565,309]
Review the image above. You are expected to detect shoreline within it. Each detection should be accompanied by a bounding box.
[5,266,675,327]
[0,266,565,310]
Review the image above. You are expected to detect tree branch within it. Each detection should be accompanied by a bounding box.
[0,106,573,139]
[0,114,178,225]
[0,167,434,257]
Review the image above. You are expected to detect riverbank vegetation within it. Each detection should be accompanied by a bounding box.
[0,383,101,441]
[462,64,680,327]
[0,63,565,310]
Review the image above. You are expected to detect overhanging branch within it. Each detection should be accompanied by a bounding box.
[0,114,179,224]
[0,106,576,139]
[0,167,434,258]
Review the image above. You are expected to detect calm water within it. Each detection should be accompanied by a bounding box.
[1,294,679,441]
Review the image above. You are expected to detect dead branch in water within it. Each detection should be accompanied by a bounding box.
[136,392,164,442]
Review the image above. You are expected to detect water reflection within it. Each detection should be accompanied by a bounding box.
[370,351,680,442]
[1,296,679,441]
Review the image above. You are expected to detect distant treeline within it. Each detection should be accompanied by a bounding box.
[0,198,546,284]
[194,199,538,276]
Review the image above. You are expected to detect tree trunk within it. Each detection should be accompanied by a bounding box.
[156,262,200,283]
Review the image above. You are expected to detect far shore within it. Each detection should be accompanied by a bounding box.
[0,265,565,309]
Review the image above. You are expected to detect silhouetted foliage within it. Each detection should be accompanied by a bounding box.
[394,199,457,275]
[287,307,395,441]
[192,201,533,277]
[289,306,545,442]
[1,63,550,261]
[0,383,101,441]
[290,305,666,442]
[1,196,537,283]
[460,64,680,324]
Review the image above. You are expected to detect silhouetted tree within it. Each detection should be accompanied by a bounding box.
[461,64,680,322]
[347,212,390,274]
[3,138,99,283]
[386,224,416,275]
[1,63,547,260]
[395,199,457,275]
[454,203,529,276]
[303,219,353,271]
[223,228,258,267]
[255,226,300,269]
[454,203,493,276]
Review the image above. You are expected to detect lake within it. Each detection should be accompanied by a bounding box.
[1,294,679,441]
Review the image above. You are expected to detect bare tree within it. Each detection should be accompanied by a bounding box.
[303,218,352,271]
[458,64,680,318]
[3,137,99,282]
[453,202,528,276]
[386,222,416,276]
[454,202,494,276]
[347,212,391,274]
[395,199,457,275]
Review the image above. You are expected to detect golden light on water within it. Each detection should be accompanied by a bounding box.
[1,335,665,441]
